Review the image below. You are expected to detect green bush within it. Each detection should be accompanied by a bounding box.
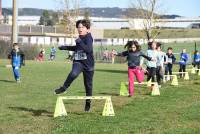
[0,40,11,59]
[21,44,40,60]
[0,40,40,60]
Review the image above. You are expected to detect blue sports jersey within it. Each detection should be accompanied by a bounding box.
[50,48,56,55]
[193,54,200,63]
[179,53,189,65]
[9,49,25,67]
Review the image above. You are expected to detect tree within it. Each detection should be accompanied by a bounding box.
[39,10,57,26]
[58,0,80,38]
[128,0,163,41]
[39,10,50,26]
[83,9,90,20]
[51,12,59,25]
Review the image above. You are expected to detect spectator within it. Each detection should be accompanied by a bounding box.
[111,49,117,64]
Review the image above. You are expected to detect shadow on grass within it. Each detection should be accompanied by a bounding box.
[9,107,53,117]
[95,69,127,74]
[99,92,119,96]
[0,80,16,83]
[193,82,200,85]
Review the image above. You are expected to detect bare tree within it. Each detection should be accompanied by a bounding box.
[58,0,80,38]
[128,0,163,41]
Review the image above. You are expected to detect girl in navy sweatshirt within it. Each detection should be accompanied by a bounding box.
[117,41,152,97]
[54,19,94,112]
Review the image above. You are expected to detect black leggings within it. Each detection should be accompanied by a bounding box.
[147,67,156,82]
[179,64,186,76]
[193,62,200,69]
[165,64,173,75]
[156,66,163,85]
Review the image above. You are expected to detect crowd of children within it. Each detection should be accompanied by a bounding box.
[116,39,200,97]
[102,48,117,63]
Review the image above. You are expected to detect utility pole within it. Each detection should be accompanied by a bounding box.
[12,0,18,44]
[0,0,2,24]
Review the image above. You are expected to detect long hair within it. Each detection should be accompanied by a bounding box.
[194,50,198,55]
[124,40,141,52]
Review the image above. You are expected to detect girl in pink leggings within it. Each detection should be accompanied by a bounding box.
[117,41,153,97]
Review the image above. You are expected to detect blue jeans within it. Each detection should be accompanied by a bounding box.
[13,66,20,81]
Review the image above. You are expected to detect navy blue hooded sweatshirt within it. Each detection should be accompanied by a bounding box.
[59,33,94,71]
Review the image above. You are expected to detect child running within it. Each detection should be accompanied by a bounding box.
[54,19,94,112]
[179,48,189,78]
[164,47,176,79]
[192,50,200,71]
[156,42,165,87]
[146,41,159,89]
[117,40,153,97]
[8,43,25,83]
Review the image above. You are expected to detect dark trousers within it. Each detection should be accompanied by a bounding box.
[179,64,186,77]
[156,66,163,85]
[165,64,173,75]
[193,62,200,69]
[147,67,156,82]
[63,62,94,103]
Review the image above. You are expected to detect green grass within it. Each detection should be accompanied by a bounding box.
[104,29,200,39]
[0,58,200,134]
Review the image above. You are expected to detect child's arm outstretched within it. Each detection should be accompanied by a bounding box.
[58,45,76,51]
[116,51,128,57]
[140,52,152,61]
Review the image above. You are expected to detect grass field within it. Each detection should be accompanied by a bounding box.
[104,29,200,39]
[0,41,200,134]
[0,57,200,134]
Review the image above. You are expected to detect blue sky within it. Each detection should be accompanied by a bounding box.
[2,0,200,17]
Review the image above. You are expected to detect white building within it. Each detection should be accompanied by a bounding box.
[3,15,200,29]
[5,15,40,25]
[89,17,200,30]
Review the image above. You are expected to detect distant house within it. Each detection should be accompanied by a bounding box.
[4,15,40,25]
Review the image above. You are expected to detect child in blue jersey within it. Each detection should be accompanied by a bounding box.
[179,48,189,78]
[192,50,200,70]
[49,46,56,61]
[8,43,25,83]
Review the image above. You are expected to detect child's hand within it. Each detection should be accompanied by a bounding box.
[137,66,142,70]
[144,69,148,75]
[151,58,157,62]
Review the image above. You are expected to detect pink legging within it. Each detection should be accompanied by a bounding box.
[128,67,144,96]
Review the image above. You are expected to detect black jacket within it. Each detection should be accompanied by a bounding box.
[59,33,94,71]
[118,50,152,68]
